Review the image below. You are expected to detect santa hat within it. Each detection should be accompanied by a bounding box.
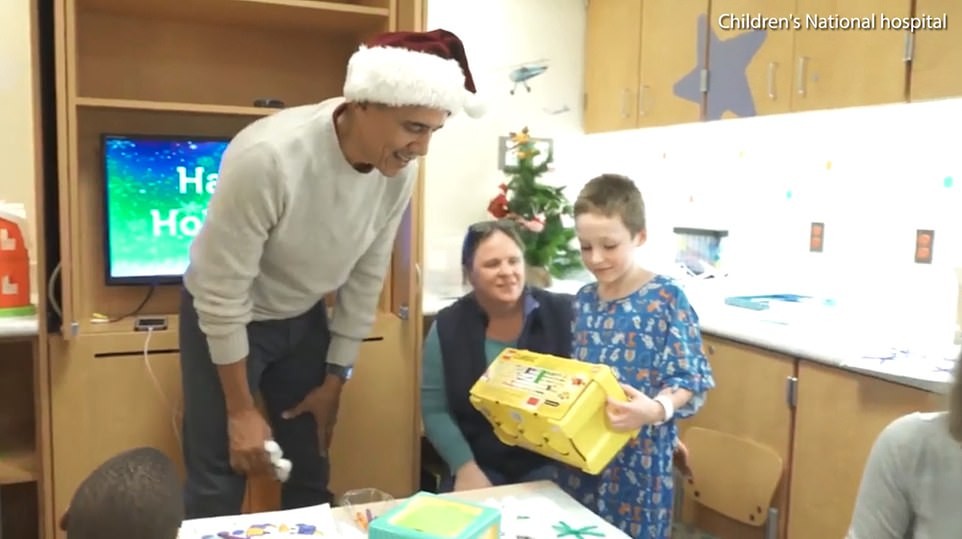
[343,29,486,119]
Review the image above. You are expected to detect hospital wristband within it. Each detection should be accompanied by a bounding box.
[653,394,674,425]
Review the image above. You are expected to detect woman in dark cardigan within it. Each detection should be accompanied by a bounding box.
[421,220,573,491]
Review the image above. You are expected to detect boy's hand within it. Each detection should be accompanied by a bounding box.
[605,384,664,431]
[674,439,693,477]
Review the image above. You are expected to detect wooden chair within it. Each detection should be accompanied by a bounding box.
[675,427,784,539]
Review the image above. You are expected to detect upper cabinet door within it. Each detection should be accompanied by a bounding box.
[583,0,643,134]
[909,0,962,101]
[637,0,709,127]
[792,0,912,111]
[706,0,798,120]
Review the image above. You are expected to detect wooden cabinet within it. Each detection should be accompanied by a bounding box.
[792,0,911,112]
[0,339,41,539]
[908,0,962,101]
[686,334,948,538]
[709,0,912,119]
[786,361,944,539]
[678,336,795,539]
[583,0,708,133]
[583,0,642,133]
[47,332,184,537]
[707,0,797,118]
[53,0,404,339]
[584,0,961,131]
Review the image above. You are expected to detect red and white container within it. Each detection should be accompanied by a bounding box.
[0,202,33,317]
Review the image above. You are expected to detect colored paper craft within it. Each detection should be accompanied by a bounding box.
[199,522,323,537]
[178,503,337,539]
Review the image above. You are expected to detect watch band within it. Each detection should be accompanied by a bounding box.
[326,364,353,381]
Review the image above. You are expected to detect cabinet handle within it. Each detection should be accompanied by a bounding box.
[785,376,799,408]
[795,57,808,96]
[706,344,715,355]
[903,31,915,62]
[638,84,647,116]
[767,62,777,100]
[621,88,630,118]
[415,263,421,286]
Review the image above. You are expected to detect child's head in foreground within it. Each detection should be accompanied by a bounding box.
[60,446,183,539]
[573,173,647,284]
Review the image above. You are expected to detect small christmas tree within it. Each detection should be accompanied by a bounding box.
[487,127,582,282]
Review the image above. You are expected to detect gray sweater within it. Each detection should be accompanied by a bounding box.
[847,411,962,539]
[184,97,417,368]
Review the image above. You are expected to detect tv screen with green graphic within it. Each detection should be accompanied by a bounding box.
[101,134,229,285]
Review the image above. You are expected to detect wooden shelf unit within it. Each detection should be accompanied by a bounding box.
[0,338,41,539]
[78,0,392,33]
[56,0,400,335]
[47,0,427,534]
[75,97,280,117]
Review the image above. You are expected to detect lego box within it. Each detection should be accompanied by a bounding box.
[469,348,636,474]
[368,491,500,539]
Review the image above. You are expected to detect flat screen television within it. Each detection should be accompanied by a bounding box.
[101,133,230,285]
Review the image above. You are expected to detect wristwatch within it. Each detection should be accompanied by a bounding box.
[326,363,353,381]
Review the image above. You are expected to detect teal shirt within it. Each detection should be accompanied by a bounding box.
[420,321,515,473]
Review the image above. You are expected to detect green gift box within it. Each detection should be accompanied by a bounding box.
[368,491,500,539]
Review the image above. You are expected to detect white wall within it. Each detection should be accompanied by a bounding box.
[0,1,39,283]
[423,0,586,295]
[564,99,962,321]
[551,97,962,346]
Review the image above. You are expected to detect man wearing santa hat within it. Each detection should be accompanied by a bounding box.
[178,28,484,518]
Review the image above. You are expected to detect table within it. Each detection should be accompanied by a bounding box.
[332,480,631,538]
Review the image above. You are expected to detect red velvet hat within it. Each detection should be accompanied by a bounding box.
[343,29,486,118]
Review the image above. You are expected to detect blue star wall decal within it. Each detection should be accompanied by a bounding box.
[673,14,767,120]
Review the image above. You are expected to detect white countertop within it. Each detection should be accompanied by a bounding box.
[422,276,957,394]
[0,315,38,340]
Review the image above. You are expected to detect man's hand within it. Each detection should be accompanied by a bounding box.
[282,377,344,456]
[453,461,493,492]
[226,407,273,475]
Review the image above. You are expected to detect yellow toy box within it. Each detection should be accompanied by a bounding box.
[469,348,636,474]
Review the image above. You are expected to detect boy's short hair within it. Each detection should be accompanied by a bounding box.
[573,174,646,235]
[62,447,183,539]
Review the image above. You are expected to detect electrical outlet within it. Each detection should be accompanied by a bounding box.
[915,229,934,264]
[809,222,824,252]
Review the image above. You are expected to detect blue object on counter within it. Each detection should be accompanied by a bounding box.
[724,294,812,311]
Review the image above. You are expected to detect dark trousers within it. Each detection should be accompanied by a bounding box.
[179,289,333,519]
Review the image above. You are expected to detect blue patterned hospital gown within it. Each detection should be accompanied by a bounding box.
[559,275,715,539]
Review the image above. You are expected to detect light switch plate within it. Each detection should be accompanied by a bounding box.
[915,229,934,264]
[809,222,824,253]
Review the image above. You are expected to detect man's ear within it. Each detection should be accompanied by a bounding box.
[59,508,69,531]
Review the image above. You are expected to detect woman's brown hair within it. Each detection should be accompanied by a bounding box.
[460,220,525,283]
